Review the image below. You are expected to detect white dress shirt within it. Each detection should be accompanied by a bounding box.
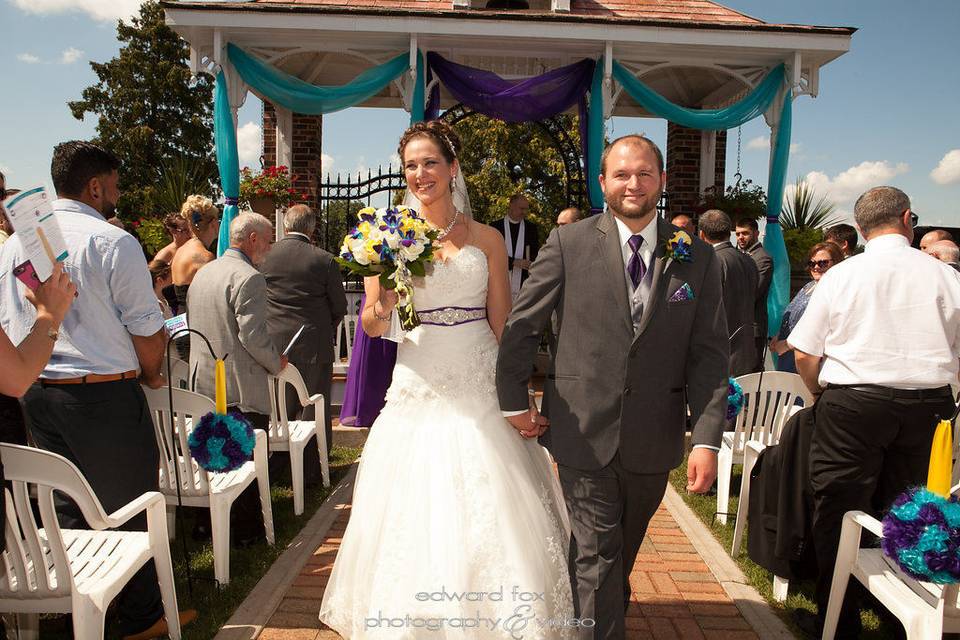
[614,214,657,314]
[0,199,164,378]
[788,233,960,389]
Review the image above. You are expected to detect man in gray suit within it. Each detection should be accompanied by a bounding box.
[188,212,287,430]
[735,217,772,371]
[700,209,758,377]
[496,134,729,639]
[262,204,346,450]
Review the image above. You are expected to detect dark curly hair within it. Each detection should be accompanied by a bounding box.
[397,120,461,165]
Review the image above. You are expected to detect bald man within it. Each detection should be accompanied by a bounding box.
[557,207,581,226]
[920,229,954,252]
[925,239,960,271]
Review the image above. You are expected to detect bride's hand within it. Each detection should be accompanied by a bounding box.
[506,409,549,439]
[378,288,400,313]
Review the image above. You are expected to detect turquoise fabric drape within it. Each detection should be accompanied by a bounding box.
[411,51,425,124]
[214,70,239,256]
[586,61,793,336]
[227,44,409,116]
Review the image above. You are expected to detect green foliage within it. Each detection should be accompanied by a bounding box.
[783,227,825,269]
[68,1,215,217]
[319,199,367,255]
[155,154,217,215]
[452,113,580,236]
[134,217,170,256]
[697,178,768,222]
[780,177,842,231]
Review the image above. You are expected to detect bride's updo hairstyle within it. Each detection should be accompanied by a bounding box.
[397,120,462,165]
[180,194,219,236]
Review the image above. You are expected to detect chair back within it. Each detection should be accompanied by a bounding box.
[168,358,191,390]
[267,363,312,442]
[334,314,359,374]
[0,444,112,599]
[730,372,814,450]
[142,386,216,497]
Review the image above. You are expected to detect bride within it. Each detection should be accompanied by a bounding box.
[318,120,575,639]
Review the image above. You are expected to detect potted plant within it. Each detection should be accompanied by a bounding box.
[695,178,768,223]
[239,165,308,217]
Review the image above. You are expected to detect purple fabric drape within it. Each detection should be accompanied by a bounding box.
[339,294,397,428]
[425,52,595,124]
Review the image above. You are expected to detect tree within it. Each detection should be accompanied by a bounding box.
[780,177,841,231]
[69,1,215,218]
[452,113,581,235]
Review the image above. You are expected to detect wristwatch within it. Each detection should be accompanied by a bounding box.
[46,327,59,341]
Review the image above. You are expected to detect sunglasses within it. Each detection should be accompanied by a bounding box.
[807,259,833,270]
[909,211,919,228]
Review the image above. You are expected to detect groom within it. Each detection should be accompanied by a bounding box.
[496,134,729,638]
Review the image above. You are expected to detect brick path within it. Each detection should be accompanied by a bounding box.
[257,501,760,640]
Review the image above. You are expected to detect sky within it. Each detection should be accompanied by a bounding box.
[1,0,959,226]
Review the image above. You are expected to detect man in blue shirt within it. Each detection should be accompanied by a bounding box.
[0,141,195,638]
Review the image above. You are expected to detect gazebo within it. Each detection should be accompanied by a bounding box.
[162,0,854,332]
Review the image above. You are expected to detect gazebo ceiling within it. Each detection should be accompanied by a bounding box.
[163,0,855,117]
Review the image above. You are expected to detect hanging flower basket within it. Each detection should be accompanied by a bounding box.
[238,165,309,212]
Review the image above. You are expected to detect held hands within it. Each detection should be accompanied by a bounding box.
[26,262,76,327]
[686,447,718,494]
[506,403,550,439]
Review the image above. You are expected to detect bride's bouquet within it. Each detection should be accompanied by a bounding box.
[336,205,439,330]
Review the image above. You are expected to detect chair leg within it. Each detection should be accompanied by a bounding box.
[316,426,330,489]
[13,614,37,640]
[822,519,861,640]
[716,444,733,525]
[209,499,231,586]
[290,441,305,516]
[166,505,177,541]
[772,575,789,602]
[254,431,275,544]
[731,445,759,557]
[153,538,182,639]
[70,596,104,640]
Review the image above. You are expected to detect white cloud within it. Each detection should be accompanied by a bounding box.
[16,53,40,64]
[797,160,910,205]
[236,122,262,170]
[11,0,143,22]
[59,47,84,65]
[931,149,960,186]
[320,154,334,176]
[745,135,801,155]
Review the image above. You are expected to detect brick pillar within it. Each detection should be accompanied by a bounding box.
[665,123,726,219]
[261,102,322,210]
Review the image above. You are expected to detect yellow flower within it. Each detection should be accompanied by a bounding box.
[357,221,373,237]
[671,230,692,246]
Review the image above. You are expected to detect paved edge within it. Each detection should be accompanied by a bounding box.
[662,483,797,639]
[213,462,360,640]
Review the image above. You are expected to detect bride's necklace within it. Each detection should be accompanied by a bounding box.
[434,210,461,241]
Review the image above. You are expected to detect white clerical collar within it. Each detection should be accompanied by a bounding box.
[614,214,657,251]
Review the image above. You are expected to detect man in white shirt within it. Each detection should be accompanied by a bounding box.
[788,186,960,639]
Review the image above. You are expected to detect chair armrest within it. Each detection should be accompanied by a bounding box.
[844,510,883,538]
[745,441,765,455]
[102,491,166,529]
[307,393,324,407]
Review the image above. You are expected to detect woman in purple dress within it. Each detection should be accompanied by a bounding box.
[338,289,397,427]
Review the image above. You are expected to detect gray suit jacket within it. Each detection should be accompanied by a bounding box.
[496,213,730,473]
[187,250,282,415]
[746,241,773,338]
[713,241,759,377]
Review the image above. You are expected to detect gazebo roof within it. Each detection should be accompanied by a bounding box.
[164,0,854,116]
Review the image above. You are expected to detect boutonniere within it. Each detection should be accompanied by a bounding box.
[665,231,693,263]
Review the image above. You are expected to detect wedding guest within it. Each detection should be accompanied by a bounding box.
[170,195,219,359]
[824,223,859,257]
[920,228,954,252]
[735,217,772,371]
[262,204,346,451]
[669,212,696,237]
[188,212,286,431]
[339,290,397,428]
[154,211,192,263]
[556,206,580,226]
[769,242,844,374]
[925,239,960,271]
[491,193,540,298]
[789,186,960,639]
[0,141,195,638]
[699,209,758,376]
[148,259,174,320]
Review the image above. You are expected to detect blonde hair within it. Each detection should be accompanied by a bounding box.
[179,195,219,234]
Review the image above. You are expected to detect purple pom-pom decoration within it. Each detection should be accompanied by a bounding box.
[187,409,256,473]
[881,487,960,584]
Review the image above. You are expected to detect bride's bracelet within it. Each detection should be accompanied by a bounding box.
[373,301,392,323]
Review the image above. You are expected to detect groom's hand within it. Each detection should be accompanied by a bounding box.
[687,447,718,494]
[506,409,549,439]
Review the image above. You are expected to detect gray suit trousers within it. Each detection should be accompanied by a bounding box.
[559,454,669,639]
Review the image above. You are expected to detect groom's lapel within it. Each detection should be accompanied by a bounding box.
[596,212,633,333]
[633,219,673,341]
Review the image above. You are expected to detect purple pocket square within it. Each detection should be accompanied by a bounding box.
[669,283,695,302]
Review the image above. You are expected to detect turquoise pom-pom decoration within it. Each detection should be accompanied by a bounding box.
[725,377,744,421]
[187,410,256,473]
[881,487,960,584]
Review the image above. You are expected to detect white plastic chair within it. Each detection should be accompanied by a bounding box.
[167,358,191,390]
[0,443,181,640]
[142,386,275,585]
[333,314,359,376]
[824,506,960,639]
[267,364,330,516]
[716,372,814,525]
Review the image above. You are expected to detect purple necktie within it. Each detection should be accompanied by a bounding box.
[627,234,646,289]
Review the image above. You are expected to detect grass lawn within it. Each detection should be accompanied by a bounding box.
[668,458,896,639]
[36,444,362,639]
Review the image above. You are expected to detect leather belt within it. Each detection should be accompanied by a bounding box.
[40,370,138,385]
[826,384,953,401]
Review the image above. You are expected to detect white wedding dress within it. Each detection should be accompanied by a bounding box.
[319,244,575,639]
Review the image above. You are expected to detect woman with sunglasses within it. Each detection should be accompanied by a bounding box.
[770,241,845,373]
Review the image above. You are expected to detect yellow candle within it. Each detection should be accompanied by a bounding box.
[927,419,953,498]
[214,359,227,414]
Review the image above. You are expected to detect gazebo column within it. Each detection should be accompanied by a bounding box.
[262,102,323,217]
[665,123,726,219]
